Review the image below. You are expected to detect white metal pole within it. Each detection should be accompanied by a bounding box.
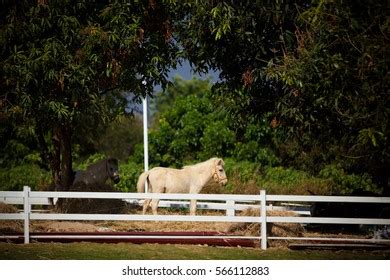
[23,186,30,244]
[143,96,149,193]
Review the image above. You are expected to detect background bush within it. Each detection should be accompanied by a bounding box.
[116,161,144,192]
[0,165,51,191]
[318,164,379,195]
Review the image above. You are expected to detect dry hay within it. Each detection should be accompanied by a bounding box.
[0,202,23,234]
[0,202,19,214]
[31,221,99,232]
[26,208,232,234]
[95,220,228,233]
[227,207,305,238]
[57,182,129,214]
[95,209,230,233]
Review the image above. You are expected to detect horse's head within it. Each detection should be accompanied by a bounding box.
[106,158,120,184]
[212,158,228,186]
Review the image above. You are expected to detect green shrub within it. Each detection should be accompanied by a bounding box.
[258,166,304,194]
[0,164,51,191]
[262,167,309,185]
[222,159,332,195]
[199,121,236,160]
[318,164,379,195]
[221,158,261,193]
[256,166,326,195]
[115,161,144,192]
[224,158,260,183]
[234,142,280,166]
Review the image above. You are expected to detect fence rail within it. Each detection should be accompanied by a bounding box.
[1,186,390,249]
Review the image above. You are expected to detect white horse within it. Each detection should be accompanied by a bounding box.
[136,157,228,215]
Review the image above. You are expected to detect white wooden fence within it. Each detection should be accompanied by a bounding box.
[1,186,390,250]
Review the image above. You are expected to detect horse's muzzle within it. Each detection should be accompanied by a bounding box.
[113,175,120,184]
[219,178,228,186]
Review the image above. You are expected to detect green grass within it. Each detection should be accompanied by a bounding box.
[0,243,389,260]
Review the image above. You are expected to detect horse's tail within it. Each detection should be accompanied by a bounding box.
[136,171,150,193]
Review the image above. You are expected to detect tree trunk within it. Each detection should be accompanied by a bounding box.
[59,123,74,190]
[52,127,62,192]
[50,124,74,192]
[51,124,74,211]
[35,124,50,171]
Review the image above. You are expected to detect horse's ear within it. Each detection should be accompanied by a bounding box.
[217,158,224,166]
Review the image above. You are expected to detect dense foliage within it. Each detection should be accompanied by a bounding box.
[1,0,180,190]
[266,0,389,190]
[1,1,388,195]
[173,0,389,193]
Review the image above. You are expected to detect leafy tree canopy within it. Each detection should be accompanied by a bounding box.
[265,0,389,189]
[173,0,389,191]
[1,0,181,190]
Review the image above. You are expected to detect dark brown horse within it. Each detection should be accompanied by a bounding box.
[73,158,120,186]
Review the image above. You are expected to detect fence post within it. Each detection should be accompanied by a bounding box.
[23,186,30,244]
[226,200,235,216]
[260,190,267,250]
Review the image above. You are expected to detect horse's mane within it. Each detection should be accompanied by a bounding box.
[73,157,120,186]
[182,157,220,169]
[86,157,117,171]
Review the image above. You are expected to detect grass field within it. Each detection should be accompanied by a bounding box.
[0,242,389,260]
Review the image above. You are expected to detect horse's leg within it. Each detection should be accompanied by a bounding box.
[151,199,159,215]
[190,199,197,216]
[143,199,151,215]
